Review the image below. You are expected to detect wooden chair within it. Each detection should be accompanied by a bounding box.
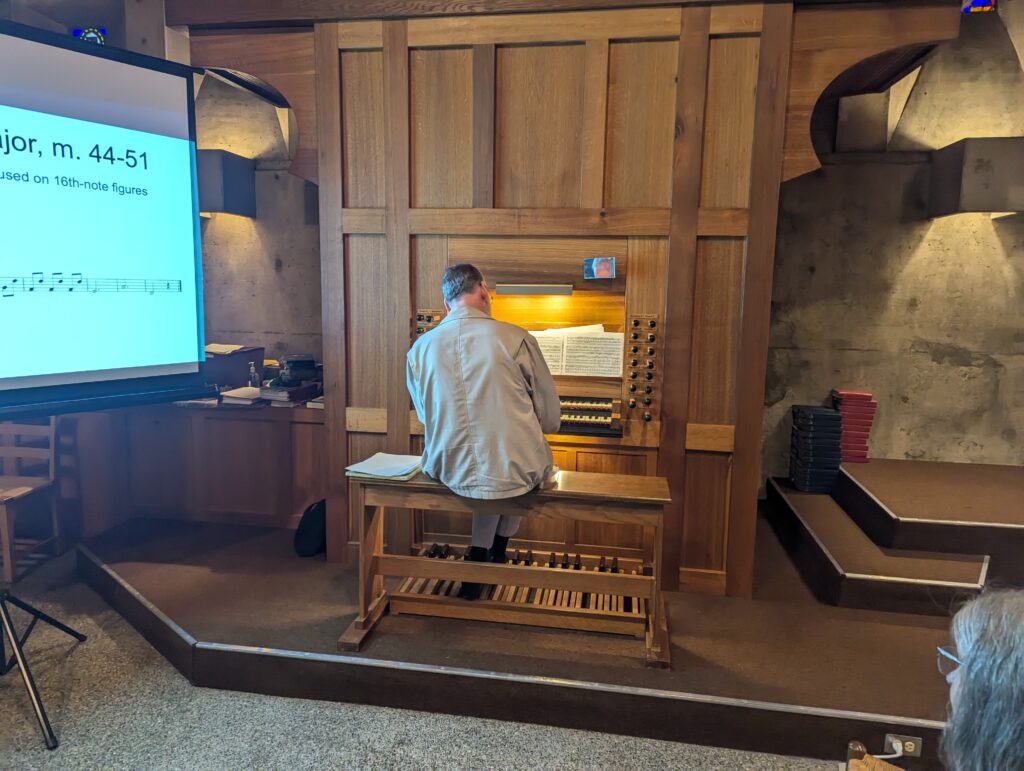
[0,418,63,585]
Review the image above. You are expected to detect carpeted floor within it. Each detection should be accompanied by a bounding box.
[0,554,834,770]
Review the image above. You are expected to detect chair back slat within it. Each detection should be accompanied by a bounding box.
[0,418,56,480]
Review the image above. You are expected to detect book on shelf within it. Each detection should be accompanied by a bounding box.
[259,382,321,403]
[220,386,265,406]
[306,395,325,410]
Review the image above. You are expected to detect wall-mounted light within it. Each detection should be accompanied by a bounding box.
[196,149,256,218]
[495,284,574,296]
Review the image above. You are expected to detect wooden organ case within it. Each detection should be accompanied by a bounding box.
[186,0,962,598]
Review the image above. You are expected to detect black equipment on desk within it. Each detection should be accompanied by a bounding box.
[278,355,318,386]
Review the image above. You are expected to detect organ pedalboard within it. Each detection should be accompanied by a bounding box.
[558,396,623,437]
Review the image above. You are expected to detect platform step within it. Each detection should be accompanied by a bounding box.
[766,478,988,615]
[834,462,1024,585]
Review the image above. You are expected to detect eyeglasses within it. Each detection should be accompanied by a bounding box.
[937,644,962,677]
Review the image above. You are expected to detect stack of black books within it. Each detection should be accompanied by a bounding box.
[789,405,842,493]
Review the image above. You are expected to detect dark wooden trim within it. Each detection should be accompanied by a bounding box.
[339,207,748,236]
[471,44,496,208]
[76,546,197,679]
[383,21,414,556]
[169,0,805,29]
[725,2,794,599]
[657,5,710,593]
[314,22,350,562]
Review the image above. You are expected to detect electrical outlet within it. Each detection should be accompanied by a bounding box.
[885,734,923,757]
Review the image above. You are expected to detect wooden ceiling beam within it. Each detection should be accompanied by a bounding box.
[170,0,839,30]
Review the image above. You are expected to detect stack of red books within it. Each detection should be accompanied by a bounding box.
[831,388,876,463]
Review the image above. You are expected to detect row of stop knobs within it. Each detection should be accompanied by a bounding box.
[627,318,658,421]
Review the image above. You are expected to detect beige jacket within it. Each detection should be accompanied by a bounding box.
[406,305,561,499]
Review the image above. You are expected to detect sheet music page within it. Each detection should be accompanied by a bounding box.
[541,324,605,336]
[529,332,566,375]
[562,333,623,377]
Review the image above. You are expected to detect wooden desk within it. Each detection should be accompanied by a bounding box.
[339,470,672,667]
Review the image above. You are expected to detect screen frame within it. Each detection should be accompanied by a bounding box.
[0,20,211,417]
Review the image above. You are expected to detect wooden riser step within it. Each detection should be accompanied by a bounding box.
[833,462,1024,585]
[766,478,988,616]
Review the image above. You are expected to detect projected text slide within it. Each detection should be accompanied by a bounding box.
[0,102,201,390]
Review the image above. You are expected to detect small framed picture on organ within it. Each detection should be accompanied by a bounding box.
[962,0,995,12]
[583,256,616,280]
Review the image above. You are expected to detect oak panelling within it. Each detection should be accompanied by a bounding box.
[472,45,496,207]
[700,35,760,209]
[580,40,610,208]
[190,31,318,181]
[495,44,586,208]
[574,450,648,550]
[604,40,677,208]
[346,236,389,407]
[348,432,387,542]
[449,236,627,292]
[341,50,386,207]
[196,417,289,523]
[174,3,764,34]
[727,2,792,598]
[413,235,449,310]
[624,237,668,317]
[341,207,748,236]
[682,451,731,571]
[657,5,710,592]
[783,2,960,180]
[291,421,327,526]
[126,410,189,513]
[688,238,744,425]
[315,23,349,560]
[685,423,735,453]
[410,47,473,207]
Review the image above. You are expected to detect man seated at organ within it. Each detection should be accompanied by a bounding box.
[406,263,561,600]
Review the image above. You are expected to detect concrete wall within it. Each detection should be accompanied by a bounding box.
[763,11,1024,479]
[196,77,322,360]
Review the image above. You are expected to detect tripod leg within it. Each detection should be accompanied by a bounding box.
[5,595,86,642]
[0,599,59,749]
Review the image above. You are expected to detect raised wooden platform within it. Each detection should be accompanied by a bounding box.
[75,518,954,768]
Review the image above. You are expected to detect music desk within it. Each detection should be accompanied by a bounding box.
[338,470,672,667]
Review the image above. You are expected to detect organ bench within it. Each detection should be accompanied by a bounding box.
[338,470,672,667]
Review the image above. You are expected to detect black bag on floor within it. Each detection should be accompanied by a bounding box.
[294,499,327,557]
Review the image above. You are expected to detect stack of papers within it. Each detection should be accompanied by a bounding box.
[346,453,422,481]
[306,395,325,410]
[530,325,624,377]
[205,343,245,355]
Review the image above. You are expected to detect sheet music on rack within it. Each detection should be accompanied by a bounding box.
[0,271,182,299]
[530,325,624,377]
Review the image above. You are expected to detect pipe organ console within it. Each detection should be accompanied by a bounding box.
[558,397,622,437]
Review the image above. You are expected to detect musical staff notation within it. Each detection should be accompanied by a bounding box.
[1,272,183,299]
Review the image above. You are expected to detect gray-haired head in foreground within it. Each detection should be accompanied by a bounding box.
[941,589,1024,771]
[441,263,484,304]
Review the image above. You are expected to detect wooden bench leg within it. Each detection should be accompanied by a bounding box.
[338,488,387,652]
[49,488,64,556]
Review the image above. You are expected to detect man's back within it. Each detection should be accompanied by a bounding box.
[407,305,560,500]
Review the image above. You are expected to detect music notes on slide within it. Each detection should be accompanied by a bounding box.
[1,271,182,298]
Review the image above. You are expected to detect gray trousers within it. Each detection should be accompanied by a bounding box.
[470,513,522,548]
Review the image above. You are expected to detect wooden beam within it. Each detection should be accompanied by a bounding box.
[727,2,794,599]
[335,6,761,48]
[657,5,710,593]
[171,0,773,29]
[341,207,747,236]
[383,19,412,459]
[684,423,735,453]
[580,39,610,209]
[313,22,349,561]
[471,44,496,208]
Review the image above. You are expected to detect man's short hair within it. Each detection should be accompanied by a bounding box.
[442,263,484,304]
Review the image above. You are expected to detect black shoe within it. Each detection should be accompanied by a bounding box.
[457,546,489,600]
[490,534,510,564]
